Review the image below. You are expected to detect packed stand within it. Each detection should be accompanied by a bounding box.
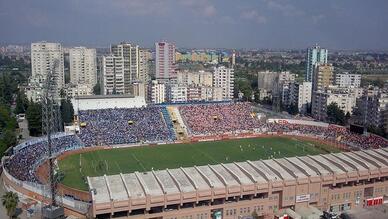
[326,125,388,149]
[78,107,174,146]
[266,123,388,149]
[179,102,262,135]
[5,134,83,183]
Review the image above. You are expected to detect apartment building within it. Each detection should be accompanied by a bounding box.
[69,47,97,94]
[213,66,234,100]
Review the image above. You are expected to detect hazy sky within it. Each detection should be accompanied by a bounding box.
[1,0,388,50]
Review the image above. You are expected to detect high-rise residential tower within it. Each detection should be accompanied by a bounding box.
[312,64,334,93]
[111,43,140,93]
[311,64,334,120]
[213,66,234,100]
[290,81,312,114]
[31,42,65,88]
[155,41,176,79]
[305,45,328,82]
[138,48,151,82]
[102,55,125,95]
[69,47,97,88]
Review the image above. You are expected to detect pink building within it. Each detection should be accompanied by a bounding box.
[155,41,176,79]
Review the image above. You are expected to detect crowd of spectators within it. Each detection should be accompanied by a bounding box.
[78,107,175,146]
[326,125,388,149]
[266,123,388,149]
[5,135,82,182]
[179,102,262,135]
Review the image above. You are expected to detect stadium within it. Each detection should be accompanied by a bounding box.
[3,99,388,219]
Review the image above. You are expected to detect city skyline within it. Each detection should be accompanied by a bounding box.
[1,0,388,50]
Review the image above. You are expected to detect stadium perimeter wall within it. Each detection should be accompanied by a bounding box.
[267,119,330,127]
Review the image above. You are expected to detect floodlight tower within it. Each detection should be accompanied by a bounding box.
[272,74,281,113]
[41,59,64,218]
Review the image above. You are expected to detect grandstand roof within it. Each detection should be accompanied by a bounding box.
[88,148,388,204]
[75,94,136,99]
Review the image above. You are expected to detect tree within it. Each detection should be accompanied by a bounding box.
[345,112,351,125]
[2,191,19,219]
[60,98,74,124]
[0,104,17,155]
[327,102,346,125]
[251,211,259,219]
[26,102,42,136]
[0,104,11,130]
[14,91,28,114]
[1,130,17,149]
[0,74,14,105]
[368,125,386,138]
[287,103,299,115]
[93,83,101,95]
[260,96,272,105]
[253,90,260,103]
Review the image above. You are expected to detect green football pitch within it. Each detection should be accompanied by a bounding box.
[58,136,341,191]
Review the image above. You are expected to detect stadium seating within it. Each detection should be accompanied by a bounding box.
[267,123,388,149]
[78,107,175,146]
[5,134,83,182]
[179,102,262,135]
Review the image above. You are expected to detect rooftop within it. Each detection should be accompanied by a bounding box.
[75,94,136,100]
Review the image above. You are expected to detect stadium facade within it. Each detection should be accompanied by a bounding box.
[88,148,388,218]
